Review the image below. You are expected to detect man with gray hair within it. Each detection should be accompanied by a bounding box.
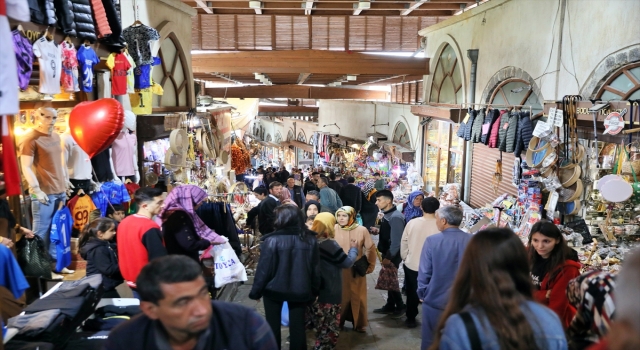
[417,205,471,349]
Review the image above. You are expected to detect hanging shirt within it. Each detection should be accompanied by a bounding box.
[91,190,109,217]
[60,41,79,92]
[130,82,162,115]
[0,16,18,115]
[106,52,131,96]
[122,24,160,66]
[32,36,61,94]
[77,45,100,92]
[12,29,32,91]
[133,56,160,89]
[62,132,92,180]
[101,181,131,205]
[50,206,73,271]
[124,51,136,93]
[111,131,137,177]
[67,194,97,232]
[0,245,29,299]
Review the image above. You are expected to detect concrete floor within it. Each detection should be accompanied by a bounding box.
[229,260,423,350]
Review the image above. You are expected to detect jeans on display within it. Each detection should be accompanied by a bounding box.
[403,265,419,321]
[31,192,66,260]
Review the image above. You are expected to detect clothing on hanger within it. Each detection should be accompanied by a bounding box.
[196,202,242,257]
[12,28,32,91]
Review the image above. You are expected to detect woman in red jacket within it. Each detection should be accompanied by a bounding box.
[528,220,581,329]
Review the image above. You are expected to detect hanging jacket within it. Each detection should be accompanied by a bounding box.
[456,109,471,139]
[497,110,512,151]
[487,110,504,148]
[514,111,533,156]
[470,109,485,143]
[504,111,520,153]
[44,0,56,25]
[54,0,77,36]
[80,238,124,291]
[27,0,48,24]
[481,109,500,145]
[463,109,477,141]
[196,202,242,258]
[162,211,212,263]
[89,0,112,38]
[71,0,97,41]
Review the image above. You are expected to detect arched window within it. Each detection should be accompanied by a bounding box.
[392,122,411,148]
[286,130,294,141]
[489,79,543,117]
[275,132,282,144]
[597,63,640,101]
[266,134,272,142]
[154,34,192,107]
[429,44,463,104]
[297,131,306,143]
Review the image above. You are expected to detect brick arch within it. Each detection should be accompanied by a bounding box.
[480,66,543,103]
[580,44,640,99]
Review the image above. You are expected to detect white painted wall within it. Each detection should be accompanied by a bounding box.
[419,0,640,102]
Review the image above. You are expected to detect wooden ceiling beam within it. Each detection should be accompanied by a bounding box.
[205,85,388,100]
[193,50,429,76]
[258,105,319,113]
[297,73,312,84]
[400,0,426,15]
[194,0,213,13]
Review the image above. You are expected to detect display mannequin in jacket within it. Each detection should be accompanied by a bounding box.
[80,218,124,298]
[307,213,357,350]
[430,228,567,350]
[249,205,320,349]
[528,220,581,329]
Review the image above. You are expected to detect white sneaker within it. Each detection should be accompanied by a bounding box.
[58,267,75,274]
[51,272,64,280]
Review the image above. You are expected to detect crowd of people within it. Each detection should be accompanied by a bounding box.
[3,169,640,350]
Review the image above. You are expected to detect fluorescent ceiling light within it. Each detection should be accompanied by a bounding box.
[357,1,370,10]
[249,0,261,9]
[346,75,357,81]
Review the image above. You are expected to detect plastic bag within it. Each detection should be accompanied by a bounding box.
[356,213,363,226]
[16,236,51,278]
[281,301,289,326]
[212,242,247,288]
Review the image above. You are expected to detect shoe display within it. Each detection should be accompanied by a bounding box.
[405,319,417,328]
[391,305,407,318]
[372,306,394,314]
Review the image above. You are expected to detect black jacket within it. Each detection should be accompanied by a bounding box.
[54,0,77,36]
[80,238,124,291]
[104,301,276,350]
[162,211,211,262]
[339,184,363,212]
[279,170,290,183]
[328,180,343,194]
[249,227,320,303]
[360,194,379,229]
[303,179,319,195]
[317,239,356,304]
[71,0,97,41]
[287,185,305,208]
[246,202,262,231]
[258,196,280,234]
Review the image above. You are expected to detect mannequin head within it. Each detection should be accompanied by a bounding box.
[34,107,58,135]
[124,110,136,132]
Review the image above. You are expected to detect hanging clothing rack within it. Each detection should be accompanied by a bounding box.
[458,103,534,123]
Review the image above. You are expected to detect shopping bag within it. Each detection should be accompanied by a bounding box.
[16,236,51,278]
[212,242,247,288]
[281,301,289,326]
[375,265,400,292]
[356,213,363,226]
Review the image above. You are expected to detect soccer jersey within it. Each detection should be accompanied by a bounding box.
[12,29,32,90]
[91,190,109,217]
[122,24,160,66]
[0,16,18,115]
[32,36,61,94]
[133,56,160,89]
[77,45,100,92]
[60,41,79,92]
[124,51,135,93]
[101,181,131,205]
[50,206,73,270]
[106,52,131,96]
[67,194,97,232]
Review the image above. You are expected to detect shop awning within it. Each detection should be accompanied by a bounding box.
[288,140,314,153]
[411,104,465,123]
[382,142,415,163]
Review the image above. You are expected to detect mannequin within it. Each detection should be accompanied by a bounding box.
[111,110,139,183]
[18,107,72,265]
[61,118,96,195]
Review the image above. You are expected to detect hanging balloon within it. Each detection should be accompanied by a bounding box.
[69,98,124,158]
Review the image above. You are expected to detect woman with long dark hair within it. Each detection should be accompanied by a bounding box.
[249,205,320,349]
[79,218,123,298]
[430,228,567,350]
[528,220,581,329]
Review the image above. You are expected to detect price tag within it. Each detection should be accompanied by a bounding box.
[553,109,563,127]
[533,120,552,137]
[547,108,557,125]
[462,113,470,124]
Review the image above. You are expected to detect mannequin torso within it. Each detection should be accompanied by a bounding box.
[18,129,66,195]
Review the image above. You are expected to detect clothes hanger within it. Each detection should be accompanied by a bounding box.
[124,178,133,184]
[132,19,143,27]
[77,188,86,196]
[16,24,26,36]
[44,27,53,41]
[83,39,91,47]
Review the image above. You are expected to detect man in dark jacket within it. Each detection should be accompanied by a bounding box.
[339,177,362,213]
[327,172,343,194]
[279,167,290,184]
[104,255,276,350]
[246,187,268,232]
[258,182,282,234]
[303,172,320,195]
[285,177,305,208]
[371,190,406,317]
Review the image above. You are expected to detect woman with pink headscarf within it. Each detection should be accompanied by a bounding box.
[160,185,227,262]
[277,185,298,207]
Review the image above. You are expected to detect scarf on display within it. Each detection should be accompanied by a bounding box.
[312,212,337,241]
[404,190,425,222]
[335,206,359,231]
[160,185,226,244]
[566,270,616,344]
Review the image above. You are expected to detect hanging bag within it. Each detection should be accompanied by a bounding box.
[212,242,248,288]
[375,265,400,292]
[16,236,52,278]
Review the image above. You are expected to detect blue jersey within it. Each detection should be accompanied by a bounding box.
[101,181,131,205]
[50,207,73,272]
[0,245,29,299]
[77,45,100,92]
[133,56,160,89]
[91,191,109,217]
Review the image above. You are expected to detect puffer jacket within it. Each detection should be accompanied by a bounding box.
[487,110,505,148]
[464,109,478,141]
[80,238,124,291]
[481,109,500,145]
[71,0,97,41]
[45,0,56,24]
[90,0,112,38]
[249,227,320,303]
[497,110,511,151]
[54,0,76,36]
[503,111,520,153]
[456,108,472,139]
[514,111,533,156]
[27,0,48,25]
[470,108,485,143]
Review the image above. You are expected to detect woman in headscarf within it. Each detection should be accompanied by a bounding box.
[359,180,379,230]
[277,185,298,207]
[307,213,358,349]
[160,185,228,262]
[304,200,322,220]
[334,206,377,333]
[403,190,425,223]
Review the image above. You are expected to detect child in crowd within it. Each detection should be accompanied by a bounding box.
[80,218,124,298]
[107,204,126,223]
[306,215,316,229]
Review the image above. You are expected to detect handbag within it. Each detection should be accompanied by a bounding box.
[375,265,400,292]
[459,312,483,350]
[352,255,369,277]
[16,236,51,278]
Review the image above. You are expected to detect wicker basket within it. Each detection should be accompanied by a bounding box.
[164,113,185,131]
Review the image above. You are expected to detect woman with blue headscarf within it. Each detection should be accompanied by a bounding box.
[403,191,425,223]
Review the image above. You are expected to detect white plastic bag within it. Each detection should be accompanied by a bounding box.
[212,242,247,288]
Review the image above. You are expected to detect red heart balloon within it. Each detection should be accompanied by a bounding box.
[69,98,124,158]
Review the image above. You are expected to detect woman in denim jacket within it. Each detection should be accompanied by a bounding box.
[429,228,567,350]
